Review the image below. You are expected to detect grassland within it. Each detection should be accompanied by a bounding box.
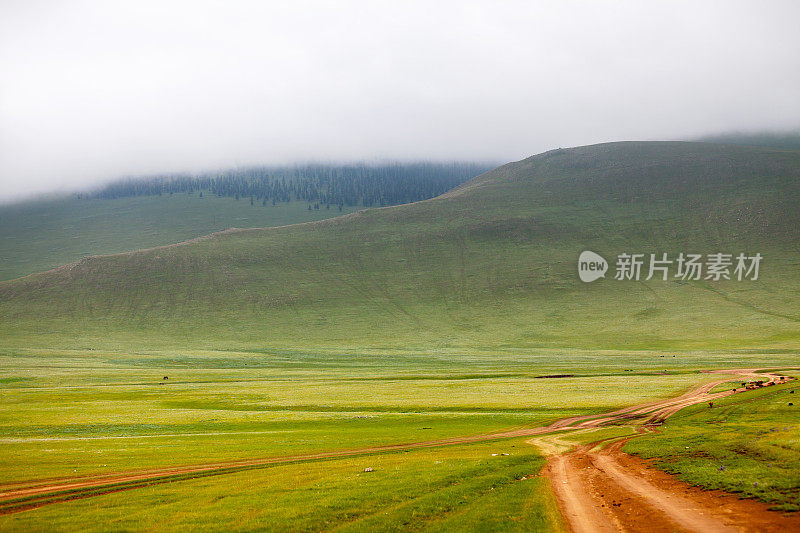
[0,349,759,483]
[0,437,563,532]
[1,142,799,353]
[4,348,792,530]
[625,374,800,511]
[1,141,799,529]
[0,195,360,281]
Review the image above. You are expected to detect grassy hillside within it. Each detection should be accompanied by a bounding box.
[1,141,799,352]
[0,162,492,281]
[0,195,360,281]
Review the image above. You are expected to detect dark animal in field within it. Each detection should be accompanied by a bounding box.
[163,376,169,380]
[708,401,714,408]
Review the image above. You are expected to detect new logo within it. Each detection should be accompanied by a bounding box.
[578,251,608,282]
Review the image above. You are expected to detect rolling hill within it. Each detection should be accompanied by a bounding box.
[0,162,492,281]
[0,195,361,282]
[1,141,799,352]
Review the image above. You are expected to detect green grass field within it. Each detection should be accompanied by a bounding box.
[0,195,360,281]
[4,348,792,530]
[0,349,754,483]
[625,374,800,511]
[0,437,564,532]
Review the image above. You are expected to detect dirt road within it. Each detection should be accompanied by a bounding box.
[544,370,800,533]
[546,435,800,533]
[0,368,792,519]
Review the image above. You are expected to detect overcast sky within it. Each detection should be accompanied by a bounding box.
[1,1,799,200]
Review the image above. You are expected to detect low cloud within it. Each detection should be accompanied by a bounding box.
[1,0,799,199]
